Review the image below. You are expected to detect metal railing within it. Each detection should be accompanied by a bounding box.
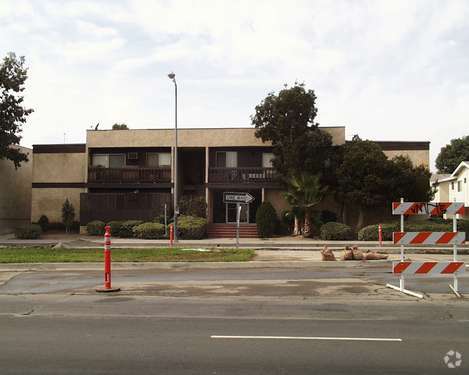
[88,167,171,183]
[208,167,276,184]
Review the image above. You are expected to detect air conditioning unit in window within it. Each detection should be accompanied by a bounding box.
[127,152,138,160]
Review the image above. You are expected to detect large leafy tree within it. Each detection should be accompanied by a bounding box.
[336,136,389,229]
[251,83,334,180]
[436,136,469,173]
[0,53,33,168]
[387,155,433,202]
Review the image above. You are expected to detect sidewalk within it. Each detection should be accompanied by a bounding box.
[0,251,467,272]
[1,232,468,252]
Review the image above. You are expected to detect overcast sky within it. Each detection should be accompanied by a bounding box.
[1,0,468,170]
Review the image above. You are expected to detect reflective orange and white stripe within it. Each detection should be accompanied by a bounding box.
[393,231,465,245]
[391,202,465,216]
[392,261,465,275]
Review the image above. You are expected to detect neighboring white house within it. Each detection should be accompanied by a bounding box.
[432,161,469,218]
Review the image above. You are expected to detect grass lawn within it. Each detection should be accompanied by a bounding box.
[0,247,255,263]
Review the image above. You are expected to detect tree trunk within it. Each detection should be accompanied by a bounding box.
[356,206,365,232]
[341,202,347,224]
[293,216,300,236]
[303,211,312,238]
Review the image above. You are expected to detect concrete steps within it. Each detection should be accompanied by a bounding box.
[207,223,258,238]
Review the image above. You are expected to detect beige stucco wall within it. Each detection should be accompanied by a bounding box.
[384,149,429,168]
[0,146,32,234]
[33,153,87,183]
[31,188,85,223]
[87,127,346,148]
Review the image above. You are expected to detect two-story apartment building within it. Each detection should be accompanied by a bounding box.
[31,127,430,236]
[432,161,469,219]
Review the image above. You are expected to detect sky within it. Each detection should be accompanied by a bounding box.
[1,0,468,170]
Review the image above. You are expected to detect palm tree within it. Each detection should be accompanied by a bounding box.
[283,173,327,237]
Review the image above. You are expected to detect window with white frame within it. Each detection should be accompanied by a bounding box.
[458,181,462,192]
[91,154,125,168]
[262,152,274,168]
[216,151,237,168]
[147,152,171,167]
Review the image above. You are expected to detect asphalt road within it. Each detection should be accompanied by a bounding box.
[0,263,468,374]
[0,314,467,374]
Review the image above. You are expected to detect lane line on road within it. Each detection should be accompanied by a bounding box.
[210,335,402,342]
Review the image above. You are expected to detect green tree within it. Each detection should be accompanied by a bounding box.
[283,173,326,237]
[436,136,469,173]
[387,155,434,202]
[62,198,75,233]
[112,123,129,130]
[336,136,389,229]
[0,53,33,168]
[251,83,334,180]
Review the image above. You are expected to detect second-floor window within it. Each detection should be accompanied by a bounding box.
[216,151,237,168]
[147,152,171,167]
[91,154,125,168]
[262,153,274,168]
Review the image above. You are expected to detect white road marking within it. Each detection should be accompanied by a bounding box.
[210,335,402,342]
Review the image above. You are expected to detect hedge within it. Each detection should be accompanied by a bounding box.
[177,215,207,239]
[256,202,278,238]
[133,222,166,239]
[319,222,354,240]
[106,221,125,236]
[358,223,399,241]
[358,219,469,241]
[86,220,105,236]
[15,224,42,239]
[119,220,144,238]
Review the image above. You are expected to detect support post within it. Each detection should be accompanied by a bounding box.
[235,203,241,248]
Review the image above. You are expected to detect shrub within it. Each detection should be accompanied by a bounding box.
[86,220,105,236]
[320,222,354,240]
[119,220,144,238]
[37,215,49,232]
[256,202,278,238]
[458,219,469,240]
[177,215,207,239]
[15,224,42,239]
[179,195,207,218]
[106,221,125,236]
[358,223,399,241]
[133,222,165,239]
[320,210,337,224]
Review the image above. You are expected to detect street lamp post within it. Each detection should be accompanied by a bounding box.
[168,72,178,242]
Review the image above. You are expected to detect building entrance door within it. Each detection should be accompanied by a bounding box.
[226,203,249,224]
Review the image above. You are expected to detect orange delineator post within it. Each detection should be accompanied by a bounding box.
[96,225,120,292]
[169,224,174,246]
[378,224,383,247]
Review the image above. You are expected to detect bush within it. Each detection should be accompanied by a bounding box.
[15,224,42,239]
[320,222,354,240]
[179,196,207,218]
[256,202,278,238]
[106,221,125,236]
[458,219,469,240]
[119,220,144,238]
[37,215,49,232]
[177,215,207,239]
[320,210,337,224]
[358,223,398,241]
[86,220,105,236]
[62,198,75,233]
[133,222,166,239]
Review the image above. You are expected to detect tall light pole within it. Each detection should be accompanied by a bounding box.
[168,72,178,242]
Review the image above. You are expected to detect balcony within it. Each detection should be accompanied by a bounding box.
[208,167,277,185]
[88,167,171,184]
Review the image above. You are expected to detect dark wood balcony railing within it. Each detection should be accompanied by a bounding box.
[88,167,171,184]
[209,167,277,184]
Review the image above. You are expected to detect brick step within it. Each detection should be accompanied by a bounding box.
[208,224,258,238]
